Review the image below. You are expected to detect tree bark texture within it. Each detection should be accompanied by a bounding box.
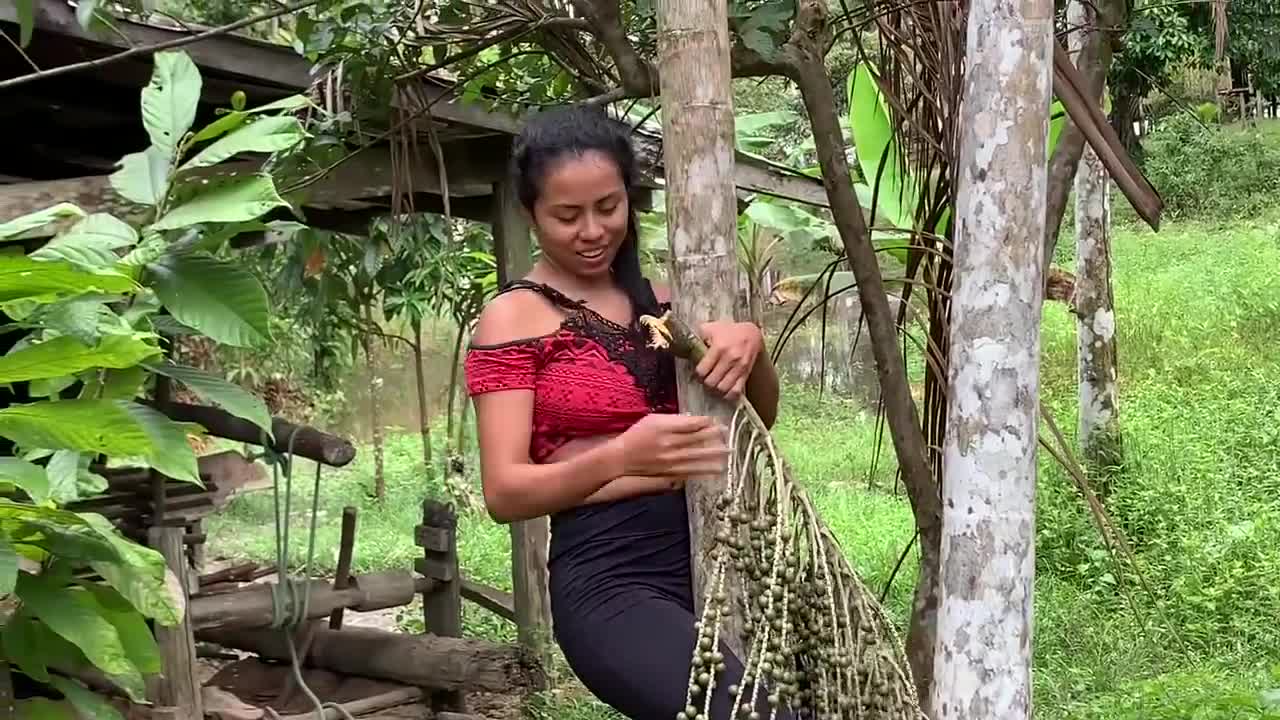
[412,323,433,474]
[933,0,1052,716]
[654,0,744,650]
[1074,122,1123,488]
[1041,0,1120,273]
[788,44,941,704]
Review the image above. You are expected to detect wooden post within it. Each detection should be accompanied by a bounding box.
[146,527,203,720]
[491,178,554,682]
[654,0,744,651]
[415,500,466,712]
[932,0,1052,715]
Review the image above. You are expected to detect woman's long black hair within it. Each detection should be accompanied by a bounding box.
[509,104,660,317]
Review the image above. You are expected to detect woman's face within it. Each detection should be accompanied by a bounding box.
[529,149,630,281]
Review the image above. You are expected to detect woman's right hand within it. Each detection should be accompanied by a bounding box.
[612,413,730,478]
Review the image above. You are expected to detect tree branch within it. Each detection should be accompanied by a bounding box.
[0,0,324,91]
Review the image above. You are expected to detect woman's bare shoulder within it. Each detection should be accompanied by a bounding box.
[651,280,672,305]
[471,288,566,347]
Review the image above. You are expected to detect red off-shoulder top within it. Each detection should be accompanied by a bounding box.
[463,280,679,463]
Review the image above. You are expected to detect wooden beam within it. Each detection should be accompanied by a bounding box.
[146,527,203,720]
[461,579,516,622]
[161,402,356,468]
[416,500,466,712]
[0,3,526,135]
[199,625,546,693]
[490,178,554,686]
[190,572,430,632]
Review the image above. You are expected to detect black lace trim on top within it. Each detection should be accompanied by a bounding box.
[497,279,678,410]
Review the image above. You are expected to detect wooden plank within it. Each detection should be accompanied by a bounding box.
[419,501,465,712]
[460,579,515,622]
[198,626,545,694]
[146,527,203,720]
[490,178,554,687]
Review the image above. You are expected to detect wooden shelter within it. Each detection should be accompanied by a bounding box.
[0,3,829,232]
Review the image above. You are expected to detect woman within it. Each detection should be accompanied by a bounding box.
[464,104,786,720]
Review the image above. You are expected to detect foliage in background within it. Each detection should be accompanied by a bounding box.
[1140,115,1280,220]
[0,50,297,713]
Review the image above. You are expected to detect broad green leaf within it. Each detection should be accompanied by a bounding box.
[14,0,34,47]
[123,403,201,485]
[149,252,272,347]
[847,63,917,232]
[98,366,149,401]
[142,50,202,156]
[48,676,126,720]
[0,534,17,594]
[0,501,121,563]
[109,146,171,207]
[80,515,181,627]
[0,203,84,241]
[35,296,121,347]
[85,584,163,680]
[0,334,160,384]
[0,255,134,305]
[5,611,54,681]
[146,362,273,440]
[0,400,153,458]
[150,173,289,231]
[1047,99,1067,161]
[47,450,81,504]
[28,374,77,399]
[14,572,137,678]
[14,698,76,720]
[188,94,312,145]
[30,214,139,270]
[0,457,49,503]
[181,115,307,170]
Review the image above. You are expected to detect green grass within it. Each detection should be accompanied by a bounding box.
[206,213,1280,719]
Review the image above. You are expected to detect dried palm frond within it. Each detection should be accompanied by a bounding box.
[640,312,926,720]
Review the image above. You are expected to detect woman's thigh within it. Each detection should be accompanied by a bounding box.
[555,594,791,720]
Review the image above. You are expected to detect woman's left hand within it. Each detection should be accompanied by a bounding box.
[694,321,764,401]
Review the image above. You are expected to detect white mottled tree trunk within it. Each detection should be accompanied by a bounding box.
[654,0,743,649]
[1075,121,1123,485]
[933,0,1052,715]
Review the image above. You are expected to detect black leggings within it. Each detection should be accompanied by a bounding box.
[548,491,794,720]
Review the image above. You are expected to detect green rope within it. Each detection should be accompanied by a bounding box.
[262,428,355,720]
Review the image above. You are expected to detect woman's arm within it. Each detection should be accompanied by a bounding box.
[474,390,631,523]
[652,283,781,428]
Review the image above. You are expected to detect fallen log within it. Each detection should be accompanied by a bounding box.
[191,572,433,632]
[160,402,356,467]
[197,626,545,694]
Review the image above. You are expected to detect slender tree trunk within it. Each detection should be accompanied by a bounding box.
[445,316,465,445]
[363,304,386,501]
[412,320,434,475]
[788,46,942,705]
[932,0,1052,715]
[654,0,744,652]
[1075,115,1123,492]
[1041,0,1121,273]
